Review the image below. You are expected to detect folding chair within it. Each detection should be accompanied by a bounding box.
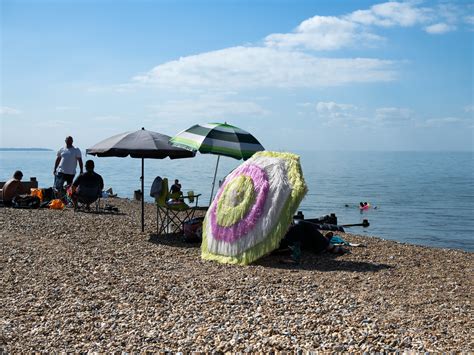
[155,178,202,235]
[73,185,102,212]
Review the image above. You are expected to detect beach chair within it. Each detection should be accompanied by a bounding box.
[73,182,102,212]
[155,177,202,235]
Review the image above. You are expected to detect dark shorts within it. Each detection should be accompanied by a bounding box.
[55,172,75,189]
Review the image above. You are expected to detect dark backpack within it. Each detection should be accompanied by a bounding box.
[150,176,163,198]
[12,195,41,209]
[41,187,55,202]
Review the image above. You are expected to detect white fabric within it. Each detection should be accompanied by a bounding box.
[206,156,292,256]
[172,131,206,145]
[201,123,248,134]
[56,147,82,175]
[175,131,259,151]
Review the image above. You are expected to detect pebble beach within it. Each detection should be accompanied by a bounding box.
[1,198,472,352]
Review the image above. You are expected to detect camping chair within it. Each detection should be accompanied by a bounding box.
[73,183,102,212]
[154,177,202,235]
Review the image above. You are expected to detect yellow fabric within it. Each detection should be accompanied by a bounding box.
[155,177,189,210]
[169,192,182,200]
[156,178,169,206]
[216,175,255,227]
[187,190,194,203]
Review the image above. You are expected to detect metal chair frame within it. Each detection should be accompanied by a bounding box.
[156,193,202,235]
[72,184,103,213]
[74,195,102,212]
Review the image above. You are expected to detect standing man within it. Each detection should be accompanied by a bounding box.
[53,136,83,189]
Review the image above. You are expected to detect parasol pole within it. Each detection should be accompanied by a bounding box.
[141,157,145,232]
[340,219,370,228]
[209,155,221,205]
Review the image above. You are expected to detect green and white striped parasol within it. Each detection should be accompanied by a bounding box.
[170,123,264,203]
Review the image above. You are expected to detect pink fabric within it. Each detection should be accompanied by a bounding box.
[210,164,269,242]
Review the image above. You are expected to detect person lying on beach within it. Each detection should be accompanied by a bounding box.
[279,220,348,264]
[1,170,29,205]
[104,188,117,198]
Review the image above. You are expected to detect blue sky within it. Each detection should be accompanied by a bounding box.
[1,0,473,151]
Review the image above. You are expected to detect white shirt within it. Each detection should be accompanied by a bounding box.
[56,146,82,175]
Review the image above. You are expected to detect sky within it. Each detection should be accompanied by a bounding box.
[1,0,473,151]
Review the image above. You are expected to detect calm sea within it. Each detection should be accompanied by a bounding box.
[1,150,473,251]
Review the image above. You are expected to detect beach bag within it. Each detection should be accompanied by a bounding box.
[49,199,65,210]
[12,194,41,209]
[41,187,55,202]
[150,176,163,198]
[30,188,43,202]
[183,217,204,242]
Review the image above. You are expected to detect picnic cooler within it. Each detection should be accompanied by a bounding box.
[183,217,204,242]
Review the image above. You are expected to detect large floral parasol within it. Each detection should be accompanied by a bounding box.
[201,151,307,265]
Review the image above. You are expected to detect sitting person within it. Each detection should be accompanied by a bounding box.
[1,170,29,205]
[70,160,104,208]
[104,187,117,197]
[170,179,182,193]
[169,179,183,200]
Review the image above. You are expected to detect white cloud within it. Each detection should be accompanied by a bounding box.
[305,101,415,128]
[349,1,432,27]
[375,107,413,124]
[465,15,474,25]
[92,115,123,122]
[464,105,474,113]
[424,23,456,34]
[87,83,137,93]
[148,97,269,121]
[125,1,468,97]
[133,46,396,90]
[265,2,438,51]
[265,16,383,51]
[0,106,21,115]
[265,1,464,52]
[55,106,79,111]
[301,101,473,130]
[437,3,461,23]
[316,101,358,118]
[421,117,469,128]
[33,120,69,128]
[297,102,314,108]
[310,101,372,127]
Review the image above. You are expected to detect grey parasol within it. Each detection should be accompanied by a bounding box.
[87,128,195,232]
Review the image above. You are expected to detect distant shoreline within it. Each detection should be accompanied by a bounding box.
[0,148,53,152]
